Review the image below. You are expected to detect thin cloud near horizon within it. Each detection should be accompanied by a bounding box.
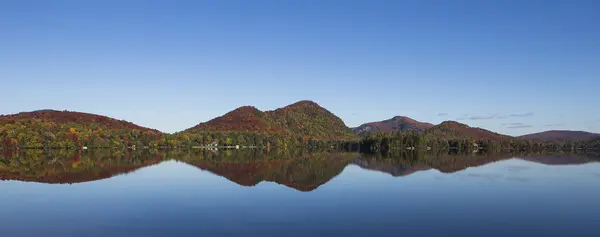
[503,122,533,129]
[457,114,506,121]
[456,112,535,121]
[510,112,534,117]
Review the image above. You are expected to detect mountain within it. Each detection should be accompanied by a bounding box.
[353,116,434,135]
[186,100,357,141]
[425,121,510,141]
[518,130,600,141]
[185,106,288,135]
[0,109,158,132]
[0,110,162,148]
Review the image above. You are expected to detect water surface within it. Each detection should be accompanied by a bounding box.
[1,150,599,237]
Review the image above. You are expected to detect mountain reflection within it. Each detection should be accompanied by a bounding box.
[0,150,164,184]
[175,150,358,191]
[355,152,599,176]
[1,149,598,191]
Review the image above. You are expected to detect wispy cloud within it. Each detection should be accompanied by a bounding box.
[503,122,533,129]
[456,112,535,121]
[468,115,497,120]
[437,112,448,116]
[458,114,505,120]
[544,123,566,127]
[510,112,534,117]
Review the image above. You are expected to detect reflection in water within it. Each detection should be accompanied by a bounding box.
[2,150,600,237]
[1,149,598,190]
[0,150,164,184]
[353,152,599,177]
[0,149,360,191]
[179,150,358,191]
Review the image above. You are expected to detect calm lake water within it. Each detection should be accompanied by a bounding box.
[1,150,599,237]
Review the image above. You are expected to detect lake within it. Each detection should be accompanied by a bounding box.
[1,150,599,237]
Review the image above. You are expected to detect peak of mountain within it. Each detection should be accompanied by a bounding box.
[518,130,600,141]
[438,120,468,128]
[391,115,415,121]
[353,116,434,135]
[186,106,287,135]
[0,109,157,132]
[186,101,357,140]
[426,120,509,141]
[284,100,320,108]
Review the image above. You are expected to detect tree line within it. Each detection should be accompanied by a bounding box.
[0,119,356,150]
[359,131,600,154]
[2,119,598,153]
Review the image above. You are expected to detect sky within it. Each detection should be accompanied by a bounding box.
[1,0,599,136]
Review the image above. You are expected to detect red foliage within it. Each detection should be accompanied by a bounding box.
[187,106,288,135]
[0,160,163,184]
[2,150,14,159]
[0,110,159,133]
[72,152,81,162]
[430,121,509,141]
[187,100,358,141]
[69,132,79,142]
[356,116,434,134]
[3,138,14,147]
[518,130,600,141]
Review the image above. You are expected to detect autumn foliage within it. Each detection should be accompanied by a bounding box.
[186,100,358,141]
[0,110,164,149]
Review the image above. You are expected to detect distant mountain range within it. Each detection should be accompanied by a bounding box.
[353,117,509,141]
[518,130,600,141]
[352,116,434,135]
[1,101,598,142]
[354,116,597,141]
[424,120,509,141]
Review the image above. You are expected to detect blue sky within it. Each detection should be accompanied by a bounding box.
[1,0,599,136]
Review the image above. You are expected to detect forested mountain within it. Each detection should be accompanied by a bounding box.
[185,106,288,135]
[353,116,434,135]
[354,118,509,141]
[186,100,357,141]
[1,106,599,151]
[0,110,157,132]
[519,130,600,141]
[424,121,509,141]
[0,110,163,149]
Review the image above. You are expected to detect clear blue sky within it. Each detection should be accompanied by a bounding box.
[1,0,599,136]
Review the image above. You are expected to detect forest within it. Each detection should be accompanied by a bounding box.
[359,131,600,155]
[1,110,599,155]
[0,119,355,150]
